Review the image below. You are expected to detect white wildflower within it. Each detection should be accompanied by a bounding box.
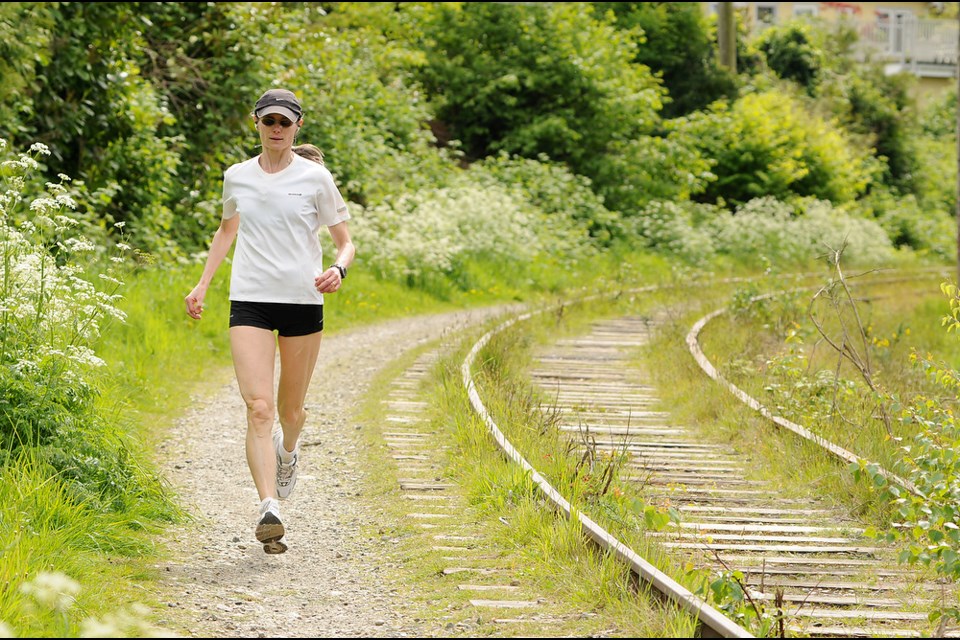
[62,237,96,253]
[29,198,58,214]
[80,603,175,638]
[16,155,40,170]
[19,571,81,611]
[55,194,77,209]
[66,345,106,368]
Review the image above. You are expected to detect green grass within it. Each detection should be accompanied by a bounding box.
[0,450,173,637]
[0,242,672,637]
[421,261,960,636]
[353,308,702,636]
[689,268,956,514]
[2,241,946,637]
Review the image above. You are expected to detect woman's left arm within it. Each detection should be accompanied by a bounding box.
[315,221,355,294]
[327,221,355,270]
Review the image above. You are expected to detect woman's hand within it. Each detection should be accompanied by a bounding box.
[185,285,206,320]
[315,267,342,294]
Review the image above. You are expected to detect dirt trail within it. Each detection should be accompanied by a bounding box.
[153,305,513,638]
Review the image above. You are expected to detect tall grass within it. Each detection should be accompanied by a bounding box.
[0,140,181,635]
[421,279,711,635]
[698,270,955,487]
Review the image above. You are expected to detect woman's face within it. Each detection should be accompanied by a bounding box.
[256,113,300,151]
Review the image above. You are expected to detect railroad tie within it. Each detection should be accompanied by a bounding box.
[532,314,959,638]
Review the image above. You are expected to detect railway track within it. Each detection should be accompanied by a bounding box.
[462,301,754,638]
[526,313,957,638]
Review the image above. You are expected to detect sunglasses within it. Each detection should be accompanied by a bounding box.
[260,116,295,128]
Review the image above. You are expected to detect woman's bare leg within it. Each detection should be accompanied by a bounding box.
[230,325,278,501]
[276,331,323,451]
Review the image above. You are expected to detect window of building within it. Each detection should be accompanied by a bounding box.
[756,3,778,26]
[793,4,819,18]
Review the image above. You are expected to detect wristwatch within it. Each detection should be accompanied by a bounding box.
[331,263,347,280]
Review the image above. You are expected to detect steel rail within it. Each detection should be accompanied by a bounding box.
[461,295,755,639]
[460,267,946,637]
[685,269,952,496]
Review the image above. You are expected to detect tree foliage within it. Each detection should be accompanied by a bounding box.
[678,89,874,206]
[593,1,738,117]
[754,21,824,92]
[0,2,951,264]
[413,3,665,174]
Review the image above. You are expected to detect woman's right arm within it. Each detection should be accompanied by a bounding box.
[184,215,240,320]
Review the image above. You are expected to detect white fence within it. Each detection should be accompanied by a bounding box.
[857,17,957,66]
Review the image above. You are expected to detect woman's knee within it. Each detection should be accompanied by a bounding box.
[245,397,275,424]
[277,403,305,428]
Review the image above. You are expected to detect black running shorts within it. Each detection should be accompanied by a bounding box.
[229,301,324,337]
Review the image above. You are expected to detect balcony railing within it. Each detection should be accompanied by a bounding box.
[856,17,958,68]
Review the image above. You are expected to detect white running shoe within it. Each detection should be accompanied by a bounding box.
[256,497,287,554]
[274,430,299,500]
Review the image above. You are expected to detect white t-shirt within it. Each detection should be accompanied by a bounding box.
[222,154,350,304]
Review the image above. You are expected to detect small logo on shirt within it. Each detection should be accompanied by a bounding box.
[288,192,303,196]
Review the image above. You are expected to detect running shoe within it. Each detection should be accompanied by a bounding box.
[274,430,299,499]
[255,497,287,554]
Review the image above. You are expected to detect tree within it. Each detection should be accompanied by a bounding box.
[414,2,664,175]
[717,2,736,72]
[593,2,737,118]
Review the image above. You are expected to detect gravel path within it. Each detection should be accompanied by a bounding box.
[153,305,513,638]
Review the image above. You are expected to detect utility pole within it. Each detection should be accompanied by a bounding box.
[718,2,737,72]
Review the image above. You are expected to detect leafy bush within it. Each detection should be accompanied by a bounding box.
[677,89,873,206]
[477,152,621,243]
[628,199,718,265]
[837,70,920,192]
[707,197,894,266]
[633,196,894,268]
[414,2,665,178]
[594,2,738,117]
[920,87,958,138]
[0,139,157,508]
[754,21,824,91]
[349,167,594,290]
[860,284,960,625]
[588,128,714,215]
[858,189,954,261]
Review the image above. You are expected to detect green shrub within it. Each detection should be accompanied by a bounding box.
[633,195,894,268]
[858,189,954,261]
[628,199,718,265]
[754,21,824,91]
[477,152,622,243]
[706,197,894,266]
[414,2,664,177]
[0,139,156,508]
[594,1,738,117]
[349,169,594,290]
[678,89,873,206]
